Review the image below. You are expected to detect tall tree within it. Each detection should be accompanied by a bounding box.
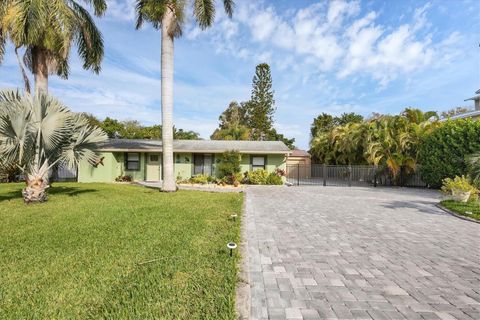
[245,63,275,140]
[211,125,250,140]
[310,113,335,139]
[211,100,250,140]
[218,101,247,129]
[336,112,364,126]
[440,106,471,119]
[135,0,234,192]
[0,0,106,94]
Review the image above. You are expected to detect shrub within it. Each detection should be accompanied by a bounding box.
[207,175,218,184]
[266,172,283,185]
[441,175,478,202]
[245,169,269,185]
[115,175,133,182]
[189,174,209,184]
[466,154,480,188]
[217,150,241,178]
[419,119,480,188]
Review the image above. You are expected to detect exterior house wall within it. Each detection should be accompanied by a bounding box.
[240,154,251,173]
[78,151,287,183]
[267,154,287,172]
[78,152,146,182]
[174,153,193,180]
[78,152,120,182]
[121,152,146,181]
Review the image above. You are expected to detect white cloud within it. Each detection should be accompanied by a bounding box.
[192,0,460,88]
[327,0,360,26]
[105,0,136,22]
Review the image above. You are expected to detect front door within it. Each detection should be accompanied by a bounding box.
[203,154,212,175]
[193,154,213,175]
[146,153,161,181]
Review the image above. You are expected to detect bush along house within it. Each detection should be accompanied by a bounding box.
[78,139,290,182]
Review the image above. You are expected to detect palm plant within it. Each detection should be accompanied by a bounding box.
[0,90,107,202]
[331,122,365,165]
[364,116,410,177]
[135,0,234,192]
[0,0,106,93]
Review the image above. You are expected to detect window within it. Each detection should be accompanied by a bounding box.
[125,152,140,170]
[149,154,159,162]
[251,156,266,170]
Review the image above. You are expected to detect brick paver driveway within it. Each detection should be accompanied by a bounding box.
[245,186,480,320]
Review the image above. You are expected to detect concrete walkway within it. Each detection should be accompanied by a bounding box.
[245,186,480,320]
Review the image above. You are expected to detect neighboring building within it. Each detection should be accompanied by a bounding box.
[465,88,480,111]
[286,149,311,179]
[450,89,480,120]
[286,149,311,166]
[78,139,290,182]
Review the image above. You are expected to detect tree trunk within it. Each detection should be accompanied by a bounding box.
[161,8,176,192]
[22,175,49,203]
[32,47,49,94]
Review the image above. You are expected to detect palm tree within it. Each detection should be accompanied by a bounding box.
[135,0,234,192]
[0,90,107,202]
[0,0,106,94]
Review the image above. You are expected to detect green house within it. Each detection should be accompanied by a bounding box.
[78,139,290,183]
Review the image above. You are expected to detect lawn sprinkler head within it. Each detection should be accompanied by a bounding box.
[230,214,237,222]
[227,242,237,257]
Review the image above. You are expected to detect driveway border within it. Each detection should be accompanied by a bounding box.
[436,203,480,224]
[236,191,251,319]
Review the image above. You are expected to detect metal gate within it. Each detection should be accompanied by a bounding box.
[286,164,427,188]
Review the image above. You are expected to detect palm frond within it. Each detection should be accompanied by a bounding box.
[70,1,104,73]
[0,90,107,175]
[14,46,31,93]
[194,0,215,29]
[0,32,5,64]
[223,0,234,18]
[83,0,107,17]
[135,0,169,30]
[62,113,107,169]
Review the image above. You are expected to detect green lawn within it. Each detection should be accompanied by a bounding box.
[441,200,480,221]
[0,183,243,319]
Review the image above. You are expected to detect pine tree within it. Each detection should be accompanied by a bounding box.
[246,63,275,140]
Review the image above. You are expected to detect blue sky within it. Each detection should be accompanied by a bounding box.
[1,0,479,149]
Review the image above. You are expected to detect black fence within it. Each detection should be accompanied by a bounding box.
[286,164,428,188]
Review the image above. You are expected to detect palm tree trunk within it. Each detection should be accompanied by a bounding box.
[32,47,49,94]
[22,174,49,203]
[161,8,176,192]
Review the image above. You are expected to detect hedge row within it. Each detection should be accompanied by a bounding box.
[419,119,480,188]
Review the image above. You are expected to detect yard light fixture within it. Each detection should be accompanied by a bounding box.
[227,242,237,257]
[230,214,237,222]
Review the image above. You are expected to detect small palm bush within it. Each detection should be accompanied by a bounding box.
[0,90,107,202]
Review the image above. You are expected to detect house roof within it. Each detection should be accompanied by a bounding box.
[95,139,291,154]
[464,94,480,101]
[441,110,480,121]
[288,149,311,157]
[475,89,480,94]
